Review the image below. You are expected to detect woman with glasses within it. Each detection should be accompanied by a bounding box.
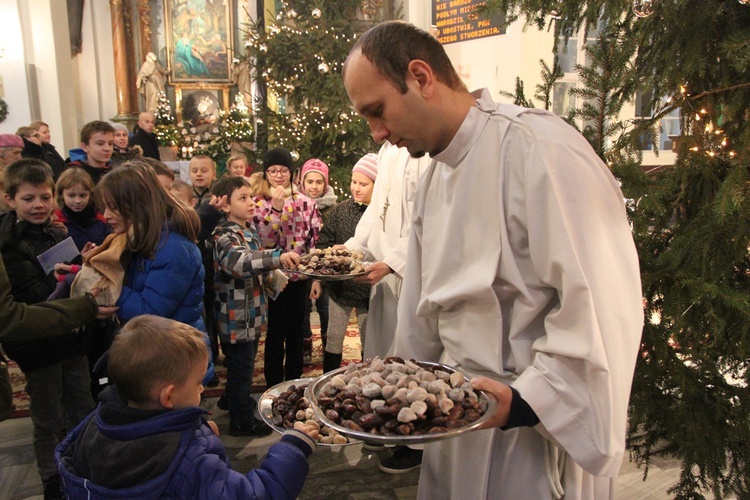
[253,147,322,387]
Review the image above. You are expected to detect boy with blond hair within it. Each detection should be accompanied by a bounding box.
[56,315,316,498]
[189,154,216,207]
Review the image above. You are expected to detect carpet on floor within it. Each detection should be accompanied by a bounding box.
[7,322,362,419]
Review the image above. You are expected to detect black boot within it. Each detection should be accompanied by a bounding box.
[323,351,343,373]
[321,333,327,350]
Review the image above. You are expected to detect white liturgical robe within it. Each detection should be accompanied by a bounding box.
[346,144,429,358]
[394,89,644,499]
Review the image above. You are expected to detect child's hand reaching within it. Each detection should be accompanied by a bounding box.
[207,420,220,436]
[293,421,319,441]
[280,251,300,269]
[209,194,228,213]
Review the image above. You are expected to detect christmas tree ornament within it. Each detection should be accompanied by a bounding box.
[288,9,297,18]
[318,62,329,73]
[291,150,300,161]
[312,8,322,19]
[632,0,656,18]
[738,0,750,5]
[260,44,268,53]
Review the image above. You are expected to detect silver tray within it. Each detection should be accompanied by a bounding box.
[305,361,496,445]
[295,269,367,281]
[258,378,359,446]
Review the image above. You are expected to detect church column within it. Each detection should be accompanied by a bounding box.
[135,0,153,60]
[110,0,139,117]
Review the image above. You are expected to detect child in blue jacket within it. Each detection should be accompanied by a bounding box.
[56,315,316,499]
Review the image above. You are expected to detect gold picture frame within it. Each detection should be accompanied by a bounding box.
[175,84,230,129]
[165,0,234,83]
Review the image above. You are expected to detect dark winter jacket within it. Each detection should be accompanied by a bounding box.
[0,250,97,343]
[129,124,160,160]
[0,211,90,371]
[317,199,371,309]
[21,138,66,179]
[67,149,112,185]
[54,206,112,251]
[20,137,46,162]
[56,387,315,499]
[212,219,281,344]
[42,143,68,180]
[110,144,142,167]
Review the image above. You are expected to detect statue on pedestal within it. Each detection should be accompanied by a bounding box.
[232,59,252,108]
[136,52,167,113]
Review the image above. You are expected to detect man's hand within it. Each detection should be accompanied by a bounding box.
[470,376,513,429]
[95,306,119,319]
[356,261,392,286]
[89,288,119,319]
[310,280,322,299]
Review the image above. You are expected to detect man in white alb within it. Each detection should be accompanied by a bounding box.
[343,21,644,499]
[344,141,429,473]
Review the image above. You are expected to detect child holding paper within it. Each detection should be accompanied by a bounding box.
[0,159,94,499]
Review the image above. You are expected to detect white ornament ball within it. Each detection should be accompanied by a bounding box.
[260,44,268,53]
[288,9,297,18]
[318,62,329,73]
[312,8,322,19]
[291,150,300,161]
[632,0,656,18]
[739,0,750,5]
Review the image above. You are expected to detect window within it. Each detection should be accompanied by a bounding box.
[634,91,681,151]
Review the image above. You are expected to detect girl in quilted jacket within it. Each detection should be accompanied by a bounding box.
[252,147,322,387]
[95,161,214,384]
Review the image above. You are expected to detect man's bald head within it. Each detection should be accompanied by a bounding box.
[138,112,155,133]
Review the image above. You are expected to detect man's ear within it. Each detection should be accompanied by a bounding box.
[220,202,231,214]
[81,142,89,154]
[407,59,435,97]
[4,193,14,209]
[157,383,176,409]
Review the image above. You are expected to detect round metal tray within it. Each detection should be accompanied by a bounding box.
[305,360,496,445]
[258,378,359,446]
[294,269,367,281]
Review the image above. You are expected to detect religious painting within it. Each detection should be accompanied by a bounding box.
[165,0,233,83]
[175,84,230,131]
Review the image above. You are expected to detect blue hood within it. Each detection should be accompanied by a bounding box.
[68,148,87,162]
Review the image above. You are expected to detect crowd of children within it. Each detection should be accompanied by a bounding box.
[0,119,383,498]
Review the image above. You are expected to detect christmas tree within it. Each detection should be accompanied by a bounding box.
[153,91,180,147]
[481,1,750,497]
[239,0,379,194]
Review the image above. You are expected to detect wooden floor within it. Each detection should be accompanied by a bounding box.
[0,394,692,500]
